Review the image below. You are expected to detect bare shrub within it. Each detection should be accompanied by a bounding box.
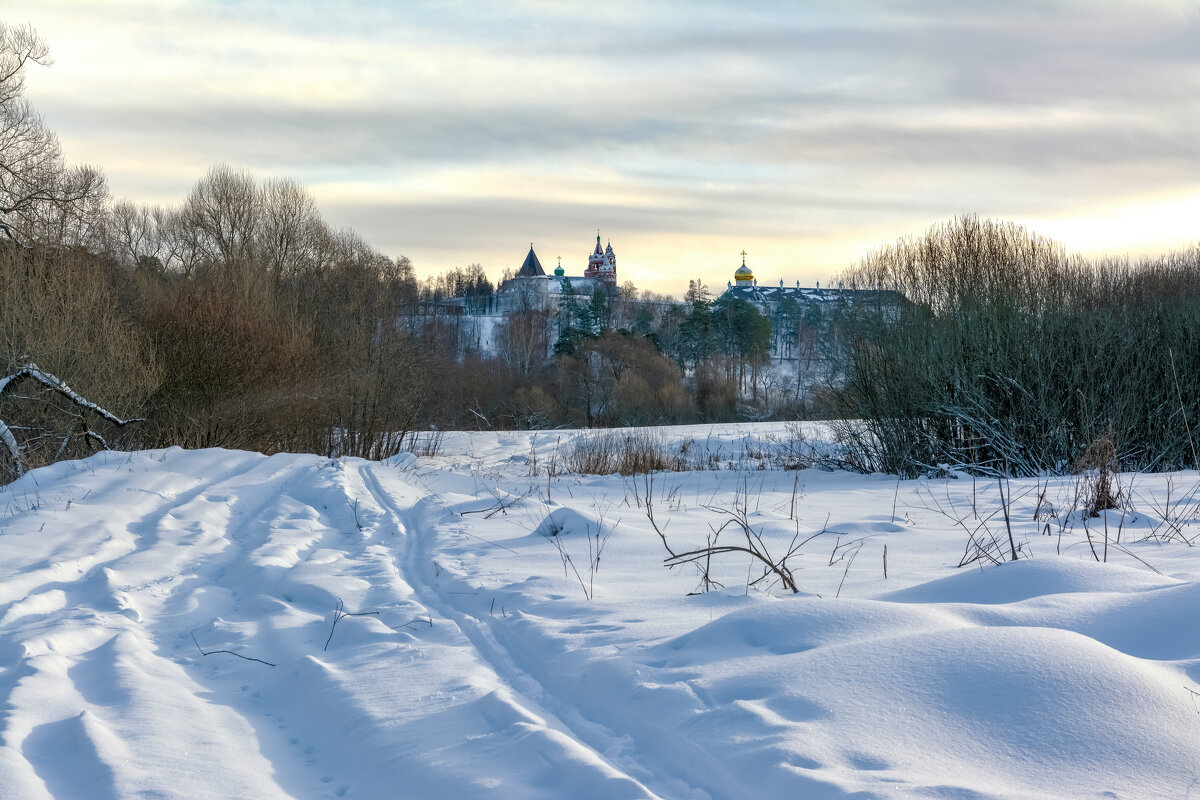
[564,429,685,475]
[1074,434,1122,517]
[1132,475,1200,545]
[317,330,442,461]
[139,281,323,451]
[694,363,738,422]
[835,216,1200,477]
[0,246,157,481]
[539,508,611,600]
[0,246,159,415]
[915,479,1027,567]
[504,385,558,430]
[757,423,814,470]
[404,428,445,458]
[556,332,695,428]
[641,475,815,595]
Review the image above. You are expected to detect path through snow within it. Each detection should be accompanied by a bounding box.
[4,434,1200,799]
[0,450,660,799]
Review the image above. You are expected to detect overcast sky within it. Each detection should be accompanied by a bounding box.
[7,0,1199,292]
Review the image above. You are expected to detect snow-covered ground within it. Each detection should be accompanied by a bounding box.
[3,424,1200,799]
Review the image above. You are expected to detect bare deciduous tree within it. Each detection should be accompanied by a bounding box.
[0,22,106,247]
[181,163,260,275]
[496,310,551,378]
[258,177,329,284]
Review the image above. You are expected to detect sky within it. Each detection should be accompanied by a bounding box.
[6,0,1198,293]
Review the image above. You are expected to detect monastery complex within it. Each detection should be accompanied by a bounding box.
[492,232,877,316]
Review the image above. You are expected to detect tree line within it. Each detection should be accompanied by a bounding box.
[834,216,1200,476]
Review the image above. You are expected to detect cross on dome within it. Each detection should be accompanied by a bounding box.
[734,249,754,286]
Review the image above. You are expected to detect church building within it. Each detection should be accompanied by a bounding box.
[495,232,619,312]
[720,250,893,309]
[583,234,617,286]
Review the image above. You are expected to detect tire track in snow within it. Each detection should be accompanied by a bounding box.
[0,451,270,724]
[145,453,434,799]
[362,463,785,800]
[2,450,298,800]
[135,453,657,799]
[6,452,678,798]
[359,462,670,800]
[4,451,423,799]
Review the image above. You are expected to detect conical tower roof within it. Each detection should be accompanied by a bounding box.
[517,244,545,277]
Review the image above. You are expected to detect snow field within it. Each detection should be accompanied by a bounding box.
[1,426,1200,798]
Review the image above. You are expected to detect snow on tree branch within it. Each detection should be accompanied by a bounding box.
[0,362,143,428]
[0,361,142,479]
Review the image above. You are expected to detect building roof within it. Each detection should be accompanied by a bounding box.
[517,245,545,277]
[722,284,903,305]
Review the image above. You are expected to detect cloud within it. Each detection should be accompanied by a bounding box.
[4,0,1196,289]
